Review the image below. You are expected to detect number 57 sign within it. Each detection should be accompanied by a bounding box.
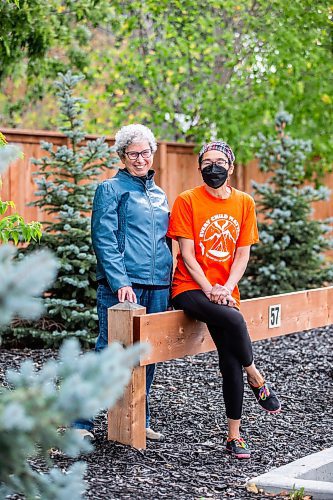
[269,304,281,328]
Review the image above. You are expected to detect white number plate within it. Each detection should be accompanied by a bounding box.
[269,304,281,328]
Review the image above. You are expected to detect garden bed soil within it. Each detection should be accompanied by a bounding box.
[1,325,332,499]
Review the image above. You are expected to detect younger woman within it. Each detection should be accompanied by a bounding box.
[167,141,281,459]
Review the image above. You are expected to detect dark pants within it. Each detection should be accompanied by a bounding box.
[73,283,169,432]
[173,290,253,420]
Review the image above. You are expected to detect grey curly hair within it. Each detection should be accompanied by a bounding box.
[114,124,157,158]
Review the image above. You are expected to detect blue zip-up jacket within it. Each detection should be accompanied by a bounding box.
[91,169,173,293]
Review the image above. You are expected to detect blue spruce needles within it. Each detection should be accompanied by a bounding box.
[240,110,333,298]
[0,337,145,499]
[0,84,146,500]
[13,71,118,346]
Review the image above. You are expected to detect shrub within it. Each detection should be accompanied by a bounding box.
[240,110,333,298]
[0,130,145,499]
[9,72,118,347]
[0,132,42,244]
[0,334,144,499]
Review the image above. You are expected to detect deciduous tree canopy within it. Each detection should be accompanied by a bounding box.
[1,0,332,166]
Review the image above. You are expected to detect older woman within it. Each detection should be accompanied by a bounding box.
[167,141,281,459]
[74,124,172,441]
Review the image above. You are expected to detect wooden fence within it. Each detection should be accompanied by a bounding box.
[1,128,333,226]
[108,286,333,449]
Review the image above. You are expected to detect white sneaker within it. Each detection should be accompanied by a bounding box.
[146,427,164,441]
[73,428,95,441]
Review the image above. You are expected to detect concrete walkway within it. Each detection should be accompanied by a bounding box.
[247,447,333,499]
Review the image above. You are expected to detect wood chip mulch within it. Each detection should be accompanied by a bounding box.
[1,325,332,499]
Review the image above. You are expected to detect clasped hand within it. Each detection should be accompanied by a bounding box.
[118,286,137,303]
[207,283,236,307]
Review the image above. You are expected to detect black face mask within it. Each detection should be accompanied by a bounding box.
[201,163,228,189]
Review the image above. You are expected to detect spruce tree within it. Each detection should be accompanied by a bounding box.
[240,110,333,299]
[0,139,144,499]
[12,72,117,346]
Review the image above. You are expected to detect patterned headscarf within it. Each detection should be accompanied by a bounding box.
[198,141,235,166]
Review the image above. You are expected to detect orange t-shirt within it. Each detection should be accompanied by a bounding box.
[167,185,259,308]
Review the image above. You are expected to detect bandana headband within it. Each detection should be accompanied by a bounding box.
[198,141,235,166]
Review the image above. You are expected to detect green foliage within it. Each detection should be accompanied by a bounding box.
[8,71,118,347]
[0,242,144,499]
[0,136,42,244]
[0,337,144,499]
[289,485,306,500]
[240,110,333,299]
[0,119,144,499]
[0,245,58,328]
[0,132,6,146]
[1,0,332,168]
[0,0,112,121]
[0,202,42,244]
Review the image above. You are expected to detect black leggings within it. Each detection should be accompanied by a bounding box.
[173,290,254,420]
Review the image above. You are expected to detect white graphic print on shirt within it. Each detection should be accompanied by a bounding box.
[199,213,240,262]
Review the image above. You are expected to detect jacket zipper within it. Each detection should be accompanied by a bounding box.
[144,184,156,284]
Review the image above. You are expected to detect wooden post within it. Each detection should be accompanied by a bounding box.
[159,142,168,192]
[107,301,147,449]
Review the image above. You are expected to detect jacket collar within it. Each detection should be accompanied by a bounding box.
[118,168,156,187]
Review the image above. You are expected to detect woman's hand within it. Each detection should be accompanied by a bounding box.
[118,286,137,303]
[209,284,236,307]
[202,287,213,299]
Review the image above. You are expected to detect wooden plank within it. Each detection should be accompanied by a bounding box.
[0,162,11,210]
[2,128,332,226]
[234,162,245,191]
[8,154,22,216]
[158,139,196,149]
[107,301,147,449]
[136,287,333,366]
[134,310,215,366]
[158,142,168,190]
[1,127,116,145]
[242,286,333,341]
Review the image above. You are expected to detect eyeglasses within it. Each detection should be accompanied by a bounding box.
[201,159,229,169]
[124,149,152,160]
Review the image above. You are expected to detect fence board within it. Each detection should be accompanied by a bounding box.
[135,286,333,366]
[1,127,332,227]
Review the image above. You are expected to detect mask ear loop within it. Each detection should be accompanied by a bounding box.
[227,162,234,181]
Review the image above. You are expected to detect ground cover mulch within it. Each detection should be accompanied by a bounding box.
[1,325,332,499]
